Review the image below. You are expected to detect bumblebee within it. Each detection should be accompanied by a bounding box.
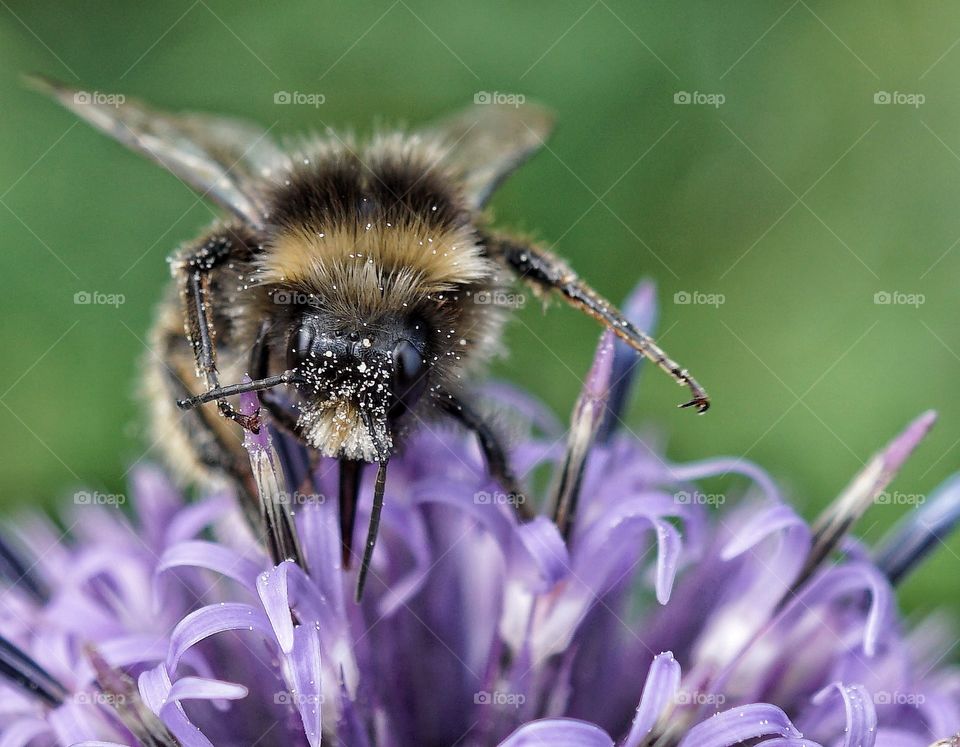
[32,76,709,599]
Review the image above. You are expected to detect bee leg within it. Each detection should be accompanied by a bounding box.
[250,319,307,442]
[339,459,366,569]
[176,234,261,432]
[484,233,710,413]
[436,391,534,521]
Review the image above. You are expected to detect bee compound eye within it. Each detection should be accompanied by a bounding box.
[288,324,316,370]
[391,340,428,414]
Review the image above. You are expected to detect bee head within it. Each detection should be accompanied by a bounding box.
[286,311,430,462]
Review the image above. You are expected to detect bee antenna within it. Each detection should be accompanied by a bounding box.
[355,459,388,602]
[176,370,302,411]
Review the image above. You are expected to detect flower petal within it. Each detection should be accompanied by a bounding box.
[668,457,782,506]
[600,279,658,441]
[721,503,811,564]
[410,475,559,590]
[531,496,685,660]
[130,465,181,551]
[251,557,356,701]
[257,562,295,653]
[678,703,803,747]
[47,701,104,745]
[622,652,681,747]
[553,332,616,534]
[779,562,894,656]
[375,508,432,617]
[336,678,372,747]
[574,498,682,605]
[138,664,214,747]
[137,663,172,715]
[0,718,50,747]
[168,676,248,702]
[481,381,564,439]
[499,718,615,747]
[164,495,234,547]
[284,623,322,747]
[166,602,273,673]
[812,683,878,747]
[511,517,569,591]
[158,540,263,592]
[73,634,168,686]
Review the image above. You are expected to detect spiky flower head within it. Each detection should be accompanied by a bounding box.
[0,283,958,747]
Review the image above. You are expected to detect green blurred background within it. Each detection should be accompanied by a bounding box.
[1,1,959,617]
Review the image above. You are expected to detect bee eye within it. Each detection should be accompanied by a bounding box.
[391,340,427,415]
[289,324,316,370]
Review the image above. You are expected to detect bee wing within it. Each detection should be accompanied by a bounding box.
[425,102,555,209]
[27,75,286,228]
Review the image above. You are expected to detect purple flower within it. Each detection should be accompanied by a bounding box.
[1,282,959,747]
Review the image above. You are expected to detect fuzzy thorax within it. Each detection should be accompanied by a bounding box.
[259,221,493,306]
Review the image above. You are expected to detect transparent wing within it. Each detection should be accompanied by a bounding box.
[28,75,286,228]
[424,101,555,209]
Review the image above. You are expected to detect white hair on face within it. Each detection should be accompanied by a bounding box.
[299,402,390,462]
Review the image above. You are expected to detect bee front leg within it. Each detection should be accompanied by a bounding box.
[175,233,262,432]
[483,232,710,413]
[436,390,534,521]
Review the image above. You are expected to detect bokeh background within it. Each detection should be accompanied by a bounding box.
[1,1,959,618]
